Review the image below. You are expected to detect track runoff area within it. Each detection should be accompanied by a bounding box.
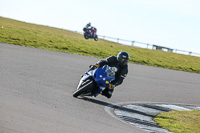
[105,102,200,133]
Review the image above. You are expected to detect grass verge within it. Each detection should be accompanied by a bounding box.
[0,16,200,73]
[154,110,200,133]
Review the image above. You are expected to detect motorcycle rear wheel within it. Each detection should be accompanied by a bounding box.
[94,35,98,41]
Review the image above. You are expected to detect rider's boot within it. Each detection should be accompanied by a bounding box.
[102,88,113,98]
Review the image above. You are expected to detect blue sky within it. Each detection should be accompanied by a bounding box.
[1,0,200,55]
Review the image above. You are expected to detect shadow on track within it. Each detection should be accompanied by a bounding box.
[79,97,163,128]
[79,97,154,117]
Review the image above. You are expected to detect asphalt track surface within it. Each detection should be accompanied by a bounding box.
[0,43,200,133]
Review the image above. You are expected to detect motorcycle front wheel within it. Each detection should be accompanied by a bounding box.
[73,80,94,97]
[84,33,89,39]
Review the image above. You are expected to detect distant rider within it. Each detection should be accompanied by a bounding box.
[89,51,129,98]
[91,27,97,37]
[84,22,92,36]
[85,22,91,29]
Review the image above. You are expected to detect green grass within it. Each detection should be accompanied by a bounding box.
[1,16,200,73]
[154,110,200,133]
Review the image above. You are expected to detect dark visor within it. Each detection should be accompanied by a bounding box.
[119,58,128,65]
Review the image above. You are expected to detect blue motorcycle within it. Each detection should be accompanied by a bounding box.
[73,65,116,97]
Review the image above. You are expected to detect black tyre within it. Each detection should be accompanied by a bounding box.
[73,80,94,97]
[84,33,89,39]
[94,35,98,41]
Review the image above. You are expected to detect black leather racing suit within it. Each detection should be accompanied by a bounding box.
[96,56,128,98]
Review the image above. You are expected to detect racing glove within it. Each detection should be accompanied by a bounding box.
[94,64,100,68]
[92,64,100,69]
[89,64,99,68]
[108,83,115,90]
[89,64,100,71]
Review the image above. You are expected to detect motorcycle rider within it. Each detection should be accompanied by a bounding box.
[84,22,92,36]
[91,27,97,37]
[85,22,91,29]
[90,51,129,98]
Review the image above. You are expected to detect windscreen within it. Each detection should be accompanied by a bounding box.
[106,66,117,77]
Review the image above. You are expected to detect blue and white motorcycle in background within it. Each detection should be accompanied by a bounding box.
[73,65,116,98]
[83,27,98,41]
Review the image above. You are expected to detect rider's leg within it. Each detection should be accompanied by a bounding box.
[102,88,113,98]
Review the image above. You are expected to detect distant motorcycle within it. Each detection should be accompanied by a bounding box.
[83,27,98,41]
[73,65,116,97]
